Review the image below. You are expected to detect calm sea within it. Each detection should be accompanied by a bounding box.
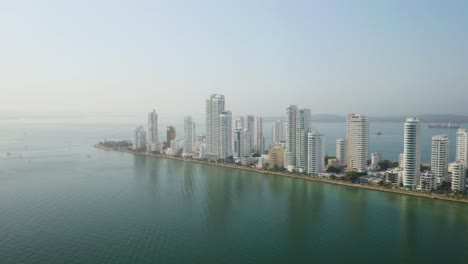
[0,119,467,263]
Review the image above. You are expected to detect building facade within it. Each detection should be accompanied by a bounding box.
[346,114,369,172]
[219,111,232,160]
[456,128,468,167]
[307,130,324,175]
[165,126,176,149]
[403,117,421,189]
[253,116,264,155]
[268,145,285,169]
[336,139,346,166]
[450,161,466,192]
[272,120,284,145]
[147,109,159,152]
[431,135,449,183]
[418,171,437,192]
[183,116,193,155]
[295,108,311,172]
[284,105,298,171]
[133,126,147,151]
[205,94,225,159]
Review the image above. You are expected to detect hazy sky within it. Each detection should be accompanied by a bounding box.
[1,0,467,119]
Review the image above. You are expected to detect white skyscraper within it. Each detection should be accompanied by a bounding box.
[183,116,193,155]
[205,94,225,159]
[336,139,346,166]
[253,116,264,155]
[147,110,158,152]
[133,126,147,151]
[219,111,232,160]
[346,114,369,172]
[296,108,311,172]
[431,135,449,182]
[272,120,284,144]
[244,115,255,153]
[399,153,404,169]
[456,128,468,167]
[285,105,297,171]
[403,117,421,189]
[450,160,466,192]
[307,130,325,175]
[233,129,241,158]
[234,116,245,130]
[192,122,196,146]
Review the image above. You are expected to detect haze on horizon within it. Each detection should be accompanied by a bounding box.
[1,0,467,120]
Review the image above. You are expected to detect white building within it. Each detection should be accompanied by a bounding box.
[450,161,466,192]
[456,128,468,167]
[284,105,298,171]
[133,126,147,151]
[192,122,196,146]
[336,139,346,167]
[205,94,225,159]
[403,117,421,189]
[244,115,255,153]
[234,116,245,130]
[272,120,284,145]
[253,116,264,155]
[183,116,194,155]
[198,143,206,159]
[233,129,241,158]
[170,139,184,156]
[399,153,404,169]
[346,114,369,172]
[295,108,311,172]
[431,135,449,183]
[147,110,159,152]
[219,111,232,160]
[307,130,325,175]
[371,153,382,166]
[418,171,437,192]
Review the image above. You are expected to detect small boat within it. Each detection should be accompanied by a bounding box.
[3,153,12,157]
[376,132,383,136]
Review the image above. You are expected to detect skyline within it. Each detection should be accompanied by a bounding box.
[1,0,468,117]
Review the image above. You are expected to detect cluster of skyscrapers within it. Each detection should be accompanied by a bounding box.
[132,94,466,193]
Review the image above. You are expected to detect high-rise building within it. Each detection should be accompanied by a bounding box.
[192,122,196,146]
[431,135,449,182]
[233,129,241,158]
[183,116,193,155]
[284,105,298,171]
[403,117,421,189]
[272,120,284,145]
[371,153,382,166]
[219,111,232,160]
[234,116,245,130]
[244,115,255,153]
[206,94,225,158]
[456,128,468,167]
[165,126,176,149]
[147,110,159,152]
[336,139,346,166]
[133,126,147,151]
[307,130,324,175]
[241,129,252,157]
[295,108,311,172]
[253,116,264,155]
[399,153,404,169]
[346,114,369,172]
[450,160,466,192]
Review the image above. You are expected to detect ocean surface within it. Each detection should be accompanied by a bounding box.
[1,119,467,263]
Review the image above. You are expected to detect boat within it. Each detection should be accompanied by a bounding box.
[3,153,11,157]
[376,132,383,136]
[427,123,459,129]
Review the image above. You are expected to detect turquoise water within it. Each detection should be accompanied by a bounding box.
[0,120,467,263]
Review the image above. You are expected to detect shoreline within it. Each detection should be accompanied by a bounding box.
[94,144,468,204]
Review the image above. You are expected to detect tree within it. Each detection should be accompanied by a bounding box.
[326,166,342,173]
[325,155,336,164]
[378,160,398,171]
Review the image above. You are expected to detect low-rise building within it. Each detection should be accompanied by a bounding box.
[170,139,184,156]
[418,171,437,192]
[268,145,285,169]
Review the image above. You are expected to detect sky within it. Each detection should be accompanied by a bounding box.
[1,0,467,120]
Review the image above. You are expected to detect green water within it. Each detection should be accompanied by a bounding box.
[0,122,467,263]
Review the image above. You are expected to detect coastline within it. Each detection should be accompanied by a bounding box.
[94,144,468,204]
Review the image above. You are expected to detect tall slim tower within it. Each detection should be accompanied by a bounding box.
[285,105,298,171]
[450,160,466,192]
[147,110,158,152]
[431,135,449,181]
[253,116,264,155]
[183,116,193,155]
[205,94,225,158]
[456,128,468,167]
[244,115,255,153]
[296,108,311,172]
[346,114,369,172]
[403,117,421,189]
[219,111,232,160]
[272,120,284,145]
[165,126,176,149]
[336,139,346,166]
[307,130,325,175]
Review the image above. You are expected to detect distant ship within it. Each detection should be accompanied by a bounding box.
[427,123,459,129]
[376,132,383,135]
